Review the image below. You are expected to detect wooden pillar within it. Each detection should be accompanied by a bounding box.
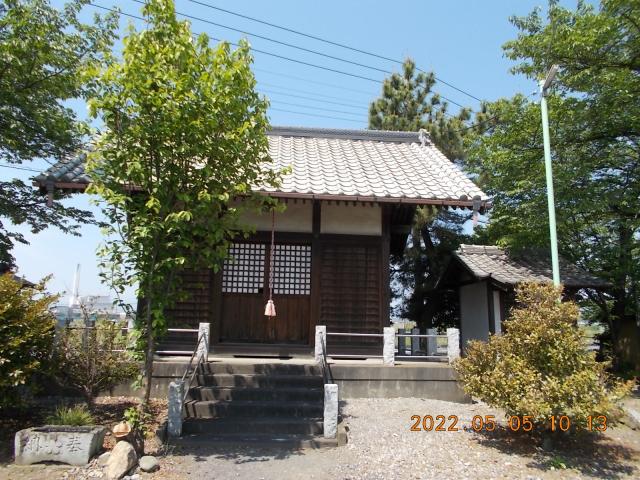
[380,205,391,327]
[309,200,322,346]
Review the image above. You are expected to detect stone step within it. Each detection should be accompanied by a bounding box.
[175,432,338,449]
[184,400,323,419]
[187,386,324,402]
[182,417,324,435]
[199,362,322,376]
[194,373,324,389]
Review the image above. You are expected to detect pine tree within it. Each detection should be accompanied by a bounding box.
[369,59,473,328]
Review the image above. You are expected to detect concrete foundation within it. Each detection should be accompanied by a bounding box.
[330,361,470,403]
[103,356,469,403]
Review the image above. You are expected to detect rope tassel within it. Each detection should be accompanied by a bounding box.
[265,208,277,318]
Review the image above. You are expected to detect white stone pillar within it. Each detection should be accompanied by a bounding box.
[383,327,395,366]
[426,328,437,356]
[315,325,327,363]
[447,328,461,363]
[197,322,210,361]
[323,383,338,439]
[167,380,184,438]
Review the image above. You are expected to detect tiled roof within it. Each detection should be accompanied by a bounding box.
[454,244,608,289]
[34,126,488,206]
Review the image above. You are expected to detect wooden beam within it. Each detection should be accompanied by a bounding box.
[381,205,391,328]
[309,200,322,346]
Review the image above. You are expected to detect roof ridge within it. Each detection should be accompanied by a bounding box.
[267,126,419,143]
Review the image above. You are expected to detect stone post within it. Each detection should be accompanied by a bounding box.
[197,322,210,361]
[426,328,437,356]
[383,327,395,366]
[397,328,405,355]
[411,327,420,356]
[323,383,338,439]
[315,325,327,363]
[167,380,184,438]
[447,328,461,363]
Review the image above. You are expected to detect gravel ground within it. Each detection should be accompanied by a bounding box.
[3,397,640,480]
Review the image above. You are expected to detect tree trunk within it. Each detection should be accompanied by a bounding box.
[143,294,155,406]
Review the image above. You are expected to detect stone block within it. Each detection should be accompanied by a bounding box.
[315,325,326,363]
[383,327,395,366]
[14,425,107,466]
[167,380,184,438]
[323,383,338,439]
[106,440,137,480]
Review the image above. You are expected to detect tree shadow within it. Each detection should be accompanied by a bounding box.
[472,426,638,479]
[163,439,309,464]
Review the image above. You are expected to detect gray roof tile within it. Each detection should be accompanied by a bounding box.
[35,126,488,205]
[454,244,608,289]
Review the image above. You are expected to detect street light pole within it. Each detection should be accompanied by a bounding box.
[540,65,560,286]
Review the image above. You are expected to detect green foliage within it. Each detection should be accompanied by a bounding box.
[123,405,152,437]
[53,319,138,405]
[368,59,474,328]
[0,0,117,267]
[46,404,94,426]
[455,283,631,427]
[465,0,640,368]
[86,0,281,402]
[0,273,57,406]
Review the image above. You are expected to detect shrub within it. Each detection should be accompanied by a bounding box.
[0,273,57,407]
[454,282,632,429]
[46,405,94,426]
[53,317,139,406]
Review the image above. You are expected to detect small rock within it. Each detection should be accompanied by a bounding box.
[105,441,137,480]
[139,455,159,473]
[98,452,111,467]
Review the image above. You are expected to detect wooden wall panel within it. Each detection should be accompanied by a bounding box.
[165,268,213,329]
[319,243,382,346]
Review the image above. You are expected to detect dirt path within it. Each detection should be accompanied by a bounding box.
[3,397,639,480]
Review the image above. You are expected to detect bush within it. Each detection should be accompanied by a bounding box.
[46,405,94,426]
[454,282,631,429]
[53,318,139,406]
[0,273,57,407]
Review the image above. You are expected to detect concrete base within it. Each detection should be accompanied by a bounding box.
[102,356,469,403]
[330,361,470,403]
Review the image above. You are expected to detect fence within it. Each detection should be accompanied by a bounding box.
[315,325,460,366]
[59,324,210,356]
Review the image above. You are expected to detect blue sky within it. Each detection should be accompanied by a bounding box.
[3,0,581,305]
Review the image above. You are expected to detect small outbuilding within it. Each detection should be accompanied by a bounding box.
[438,245,609,350]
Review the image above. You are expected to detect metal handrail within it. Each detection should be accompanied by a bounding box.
[396,334,447,338]
[319,335,334,385]
[179,332,208,403]
[326,332,383,337]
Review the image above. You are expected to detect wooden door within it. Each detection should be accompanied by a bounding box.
[219,242,311,344]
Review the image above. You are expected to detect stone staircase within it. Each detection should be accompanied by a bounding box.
[180,361,338,448]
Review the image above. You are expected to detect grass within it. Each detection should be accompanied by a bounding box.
[46,405,95,426]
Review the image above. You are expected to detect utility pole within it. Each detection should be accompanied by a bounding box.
[540,65,560,286]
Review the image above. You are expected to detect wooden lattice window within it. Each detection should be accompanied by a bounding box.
[273,244,311,295]
[222,243,265,293]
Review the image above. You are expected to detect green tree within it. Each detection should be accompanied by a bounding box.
[369,59,474,327]
[53,318,138,406]
[455,283,631,429]
[0,273,57,407]
[87,0,280,404]
[0,0,117,268]
[466,0,640,369]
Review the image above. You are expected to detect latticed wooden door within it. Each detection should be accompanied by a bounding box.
[219,242,311,344]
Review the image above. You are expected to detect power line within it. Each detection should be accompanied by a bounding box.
[254,68,378,97]
[268,100,364,118]
[185,0,484,103]
[92,3,383,84]
[259,88,368,111]
[258,81,373,105]
[123,1,470,109]
[269,108,364,124]
[0,164,41,173]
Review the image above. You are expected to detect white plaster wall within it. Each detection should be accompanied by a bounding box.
[320,203,381,236]
[238,201,312,233]
[492,289,502,335]
[459,282,490,350]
